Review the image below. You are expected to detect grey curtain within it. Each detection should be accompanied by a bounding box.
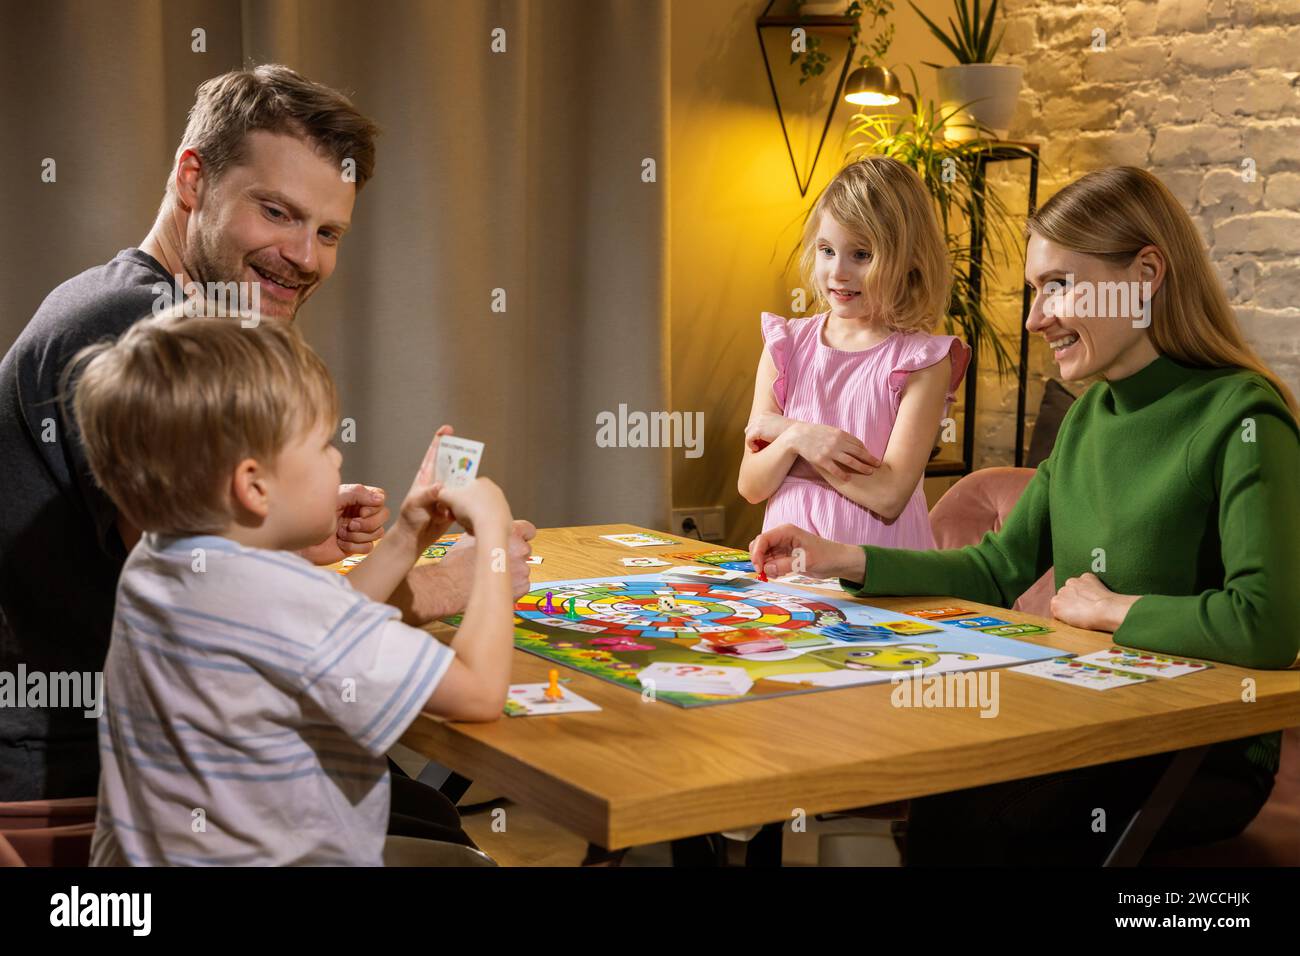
[0,0,671,531]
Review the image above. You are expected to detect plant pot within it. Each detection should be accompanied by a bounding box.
[937,64,1023,141]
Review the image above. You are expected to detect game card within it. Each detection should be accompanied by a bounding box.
[978,622,1054,637]
[621,556,671,567]
[663,565,750,583]
[434,436,484,489]
[1073,647,1212,678]
[879,620,943,635]
[1013,657,1153,690]
[503,683,602,717]
[525,555,544,566]
[775,573,845,592]
[904,606,975,620]
[953,616,1010,629]
[601,532,675,548]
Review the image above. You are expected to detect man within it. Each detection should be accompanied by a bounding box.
[0,64,533,802]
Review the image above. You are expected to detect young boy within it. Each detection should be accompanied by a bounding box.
[70,309,516,865]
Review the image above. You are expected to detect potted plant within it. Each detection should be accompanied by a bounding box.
[842,69,1034,378]
[792,0,896,85]
[909,0,1022,141]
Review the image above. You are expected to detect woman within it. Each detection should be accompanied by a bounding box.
[749,166,1300,865]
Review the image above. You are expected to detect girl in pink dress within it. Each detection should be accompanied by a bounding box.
[738,157,972,550]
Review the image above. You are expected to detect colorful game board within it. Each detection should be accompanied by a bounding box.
[511,575,1070,707]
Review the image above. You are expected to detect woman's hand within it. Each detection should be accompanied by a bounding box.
[749,523,866,584]
[1050,572,1141,632]
[744,411,794,452]
[787,422,880,481]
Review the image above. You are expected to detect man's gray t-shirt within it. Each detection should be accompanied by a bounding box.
[0,248,171,799]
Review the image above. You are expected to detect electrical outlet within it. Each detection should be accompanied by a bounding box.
[671,506,726,543]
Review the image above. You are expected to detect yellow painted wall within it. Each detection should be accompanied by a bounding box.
[669,0,963,549]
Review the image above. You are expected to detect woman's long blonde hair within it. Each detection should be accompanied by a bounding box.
[800,156,951,333]
[1028,166,1298,420]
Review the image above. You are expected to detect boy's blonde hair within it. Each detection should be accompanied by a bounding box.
[800,156,951,333]
[67,308,339,535]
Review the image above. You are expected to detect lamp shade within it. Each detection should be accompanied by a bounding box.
[843,65,903,106]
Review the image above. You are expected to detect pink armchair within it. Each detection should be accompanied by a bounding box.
[928,466,1055,616]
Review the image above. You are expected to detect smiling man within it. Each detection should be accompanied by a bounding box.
[0,65,532,803]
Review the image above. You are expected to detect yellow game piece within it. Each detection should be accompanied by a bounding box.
[544,668,563,701]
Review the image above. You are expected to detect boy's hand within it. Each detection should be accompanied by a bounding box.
[397,425,458,550]
[300,484,390,565]
[437,478,511,537]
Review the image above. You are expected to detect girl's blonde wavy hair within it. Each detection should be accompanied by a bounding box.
[799,156,951,333]
[1028,165,1298,420]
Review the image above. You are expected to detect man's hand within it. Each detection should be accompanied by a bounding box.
[398,519,537,623]
[1049,572,1140,633]
[300,484,391,565]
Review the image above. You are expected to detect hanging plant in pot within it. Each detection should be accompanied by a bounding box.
[909,0,1022,141]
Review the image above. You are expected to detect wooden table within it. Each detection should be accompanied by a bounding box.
[401,523,1300,857]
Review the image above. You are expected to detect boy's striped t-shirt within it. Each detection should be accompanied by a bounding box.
[89,533,454,866]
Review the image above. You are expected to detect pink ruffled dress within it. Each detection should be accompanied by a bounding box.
[760,312,972,549]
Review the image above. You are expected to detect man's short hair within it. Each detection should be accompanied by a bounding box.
[170,63,379,192]
[68,308,340,535]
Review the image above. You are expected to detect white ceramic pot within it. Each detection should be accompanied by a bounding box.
[937,64,1024,141]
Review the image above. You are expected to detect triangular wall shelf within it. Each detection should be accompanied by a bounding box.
[755,0,858,196]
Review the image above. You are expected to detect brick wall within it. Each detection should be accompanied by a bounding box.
[963,0,1299,469]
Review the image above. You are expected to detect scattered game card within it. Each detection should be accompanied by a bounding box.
[525,555,544,566]
[601,532,676,548]
[953,616,1010,629]
[904,606,975,620]
[775,573,845,592]
[663,565,751,583]
[621,556,671,568]
[879,620,943,635]
[1074,647,1212,679]
[503,683,602,717]
[434,436,484,489]
[822,622,901,642]
[704,632,787,656]
[978,622,1054,637]
[636,662,753,697]
[1013,657,1153,690]
[668,550,755,572]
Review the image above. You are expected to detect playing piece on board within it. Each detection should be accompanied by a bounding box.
[601,532,676,548]
[503,682,601,717]
[621,556,671,568]
[1012,657,1153,690]
[1073,647,1212,678]
[434,436,484,489]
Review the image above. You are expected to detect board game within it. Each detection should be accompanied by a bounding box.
[512,575,1069,707]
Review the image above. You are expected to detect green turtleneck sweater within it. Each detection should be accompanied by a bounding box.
[842,354,1300,773]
